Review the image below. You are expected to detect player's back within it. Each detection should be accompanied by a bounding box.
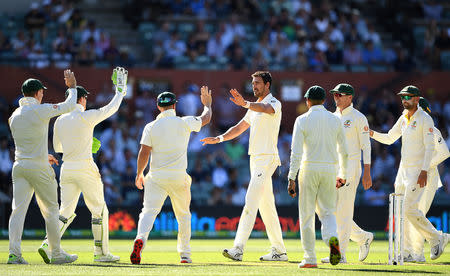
[143,111,201,173]
[298,105,342,164]
[54,107,94,161]
[9,102,50,161]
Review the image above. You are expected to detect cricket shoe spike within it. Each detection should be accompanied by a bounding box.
[130,239,144,264]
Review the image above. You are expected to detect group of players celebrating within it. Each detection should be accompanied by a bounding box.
[6,68,449,268]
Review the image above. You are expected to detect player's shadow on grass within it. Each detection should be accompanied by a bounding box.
[316,266,442,274]
[71,263,269,268]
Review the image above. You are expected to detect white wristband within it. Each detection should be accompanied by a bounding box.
[218,135,224,143]
[243,101,250,108]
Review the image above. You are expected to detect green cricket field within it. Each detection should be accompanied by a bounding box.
[1,239,449,275]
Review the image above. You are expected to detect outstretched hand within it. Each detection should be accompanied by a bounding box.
[200,137,220,146]
[229,89,246,107]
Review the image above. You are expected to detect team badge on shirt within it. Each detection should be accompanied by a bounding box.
[411,121,417,128]
[343,120,351,128]
[429,128,433,133]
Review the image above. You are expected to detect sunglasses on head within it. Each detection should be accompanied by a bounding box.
[334,93,349,97]
[400,95,414,101]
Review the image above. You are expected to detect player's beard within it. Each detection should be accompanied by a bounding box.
[402,101,414,110]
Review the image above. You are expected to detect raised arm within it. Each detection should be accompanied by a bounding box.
[229,88,275,114]
[198,85,212,127]
[40,69,77,119]
[83,67,127,125]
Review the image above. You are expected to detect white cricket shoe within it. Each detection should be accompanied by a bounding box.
[298,259,318,268]
[430,233,449,260]
[94,253,120,262]
[403,253,415,262]
[38,242,50,264]
[223,247,243,261]
[51,250,78,264]
[7,254,28,264]
[259,247,288,261]
[413,254,426,263]
[321,255,347,264]
[359,232,373,262]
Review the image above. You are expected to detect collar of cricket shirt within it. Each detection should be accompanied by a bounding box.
[259,93,273,103]
[309,105,326,112]
[341,103,354,115]
[19,97,39,106]
[402,105,422,124]
[75,104,85,112]
[156,109,176,119]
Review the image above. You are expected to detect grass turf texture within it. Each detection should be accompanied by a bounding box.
[1,239,449,275]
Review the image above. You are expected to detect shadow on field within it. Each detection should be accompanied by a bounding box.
[71,263,271,268]
[316,267,442,274]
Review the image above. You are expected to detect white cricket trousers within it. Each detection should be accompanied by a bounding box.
[135,171,192,257]
[59,160,108,254]
[336,159,371,255]
[234,154,286,253]
[9,160,61,256]
[395,166,441,251]
[402,167,440,256]
[299,163,338,264]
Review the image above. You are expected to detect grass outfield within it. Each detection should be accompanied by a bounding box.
[1,239,449,275]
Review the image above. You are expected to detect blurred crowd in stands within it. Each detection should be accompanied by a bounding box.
[0,81,449,208]
[1,0,450,70]
[0,0,449,208]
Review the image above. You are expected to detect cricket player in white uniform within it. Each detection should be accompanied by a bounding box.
[201,71,288,262]
[399,97,450,262]
[38,67,128,263]
[321,83,374,264]
[8,70,78,264]
[130,87,212,264]
[288,85,348,268]
[370,85,449,261]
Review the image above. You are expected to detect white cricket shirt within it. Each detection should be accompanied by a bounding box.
[372,107,434,171]
[8,88,77,162]
[430,127,449,168]
[140,109,201,172]
[53,92,124,161]
[334,103,371,164]
[243,93,281,156]
[288,105,349,180]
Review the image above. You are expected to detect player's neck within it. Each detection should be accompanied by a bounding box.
[257,91,270,102]
[406,106,418,118]
[338,102,351,113]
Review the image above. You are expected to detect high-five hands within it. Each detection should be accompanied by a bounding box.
[112,67,128,96]
[336,177,346,188]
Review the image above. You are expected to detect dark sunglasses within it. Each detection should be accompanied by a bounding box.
[334,93,350,98]
[400,95,414,101]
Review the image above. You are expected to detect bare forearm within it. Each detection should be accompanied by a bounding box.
[136,148,150,175]
[247,102,274,114]
[221,120,249,141]
[199,105,212,127]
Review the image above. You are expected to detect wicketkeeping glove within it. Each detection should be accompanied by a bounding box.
[111,66,128,96]
[92,137,101,154]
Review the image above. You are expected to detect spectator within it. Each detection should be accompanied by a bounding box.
[178,84,201,116]
[421,0,443,21]
[0,30,12,53]
[325,40,343,65]
[66,8,86,31]
[372,148,396,180]
[362,40,384,65]
[343,41,362,65]
[24,2,46,30]
[363,23,381,45]
[212,159,229,188]
[81,20,100,43]
[163,31,187,59]
[28,44,50,68]
[229,46,248,70]
[52,42,72,69]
